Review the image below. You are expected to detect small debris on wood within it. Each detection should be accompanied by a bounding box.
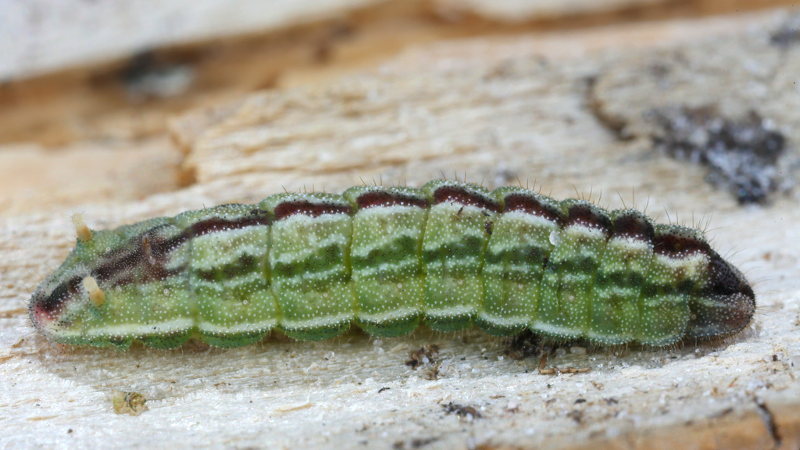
[111,391,148,416]
[539,366,591,375]
[537,352,590,375]
[274,402,314,414]
[406,345,441,380]
[405,345,439,369]
[754,398,783,447]
[442,402,482,420]
[392,436,439,449]
[710,407,734,419]
[648,106,789,204]
[567,409,584,424]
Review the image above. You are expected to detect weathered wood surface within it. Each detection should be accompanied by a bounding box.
[2,9,800,450]
[3,0,796,147]
[0,0,711,79]
[0,0,383,80]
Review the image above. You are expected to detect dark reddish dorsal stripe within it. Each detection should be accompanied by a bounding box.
[612,212,654,242]
[565,204,612,234]
[653,233,710,256]
[273,201,352,220]
[433,186,498,212]
[36,276,81,316]
[93,214,271,288]
[503,193,563,225]
[356,191,428,209]
[189,213,270,238]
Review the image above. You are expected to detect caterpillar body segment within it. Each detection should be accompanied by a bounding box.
[30,181,755,349]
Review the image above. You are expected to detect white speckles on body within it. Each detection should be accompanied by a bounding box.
[33,182,741,349]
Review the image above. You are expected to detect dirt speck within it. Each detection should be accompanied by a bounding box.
[111,391,148,416]
[567,409,584,424]
[406,344,441,380]
[442,402,483,420]
[393,436,439,449]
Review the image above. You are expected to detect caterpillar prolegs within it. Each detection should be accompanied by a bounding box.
[30,180,755,349]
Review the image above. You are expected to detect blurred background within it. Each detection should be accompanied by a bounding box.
[0,0,797,214]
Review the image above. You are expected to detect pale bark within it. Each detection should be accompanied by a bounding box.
[1,8,799,450]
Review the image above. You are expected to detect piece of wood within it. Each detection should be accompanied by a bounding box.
[0,137,181,215]
[435,0,669,22]
[0,0,386,80]
[2,0,796,147]
[2,9,799,450]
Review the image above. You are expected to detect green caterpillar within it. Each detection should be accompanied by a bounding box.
[30,180,755,349]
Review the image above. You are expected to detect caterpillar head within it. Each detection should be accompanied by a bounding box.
[29,239,105,345]
[29,216,176,346]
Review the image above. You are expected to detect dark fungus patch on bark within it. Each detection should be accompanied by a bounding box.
[119,50,195,100]
[647,106,790,204]
[770,14,800,48]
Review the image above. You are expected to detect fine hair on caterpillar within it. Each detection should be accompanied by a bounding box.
[29,179,755,351]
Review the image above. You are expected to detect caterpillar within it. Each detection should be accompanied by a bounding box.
[29,180,755,350]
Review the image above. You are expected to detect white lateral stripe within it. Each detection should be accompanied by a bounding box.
[358,307,419,323]
[531,321,582,337]
[355,205,421,217]
[281,312,353,330]
[425,305,475,317]
[608,236,652,251]
[275,266,345,285]
[477,312,528,328]
[586,330,632,343]
[565,225,606,239]
[353,259,417,277]
[273,213,349,229]
[193,226,266,244]
[198,319,276,334]
[655,252,708,267]
[500,210,559,227]
[56,318,195,339]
